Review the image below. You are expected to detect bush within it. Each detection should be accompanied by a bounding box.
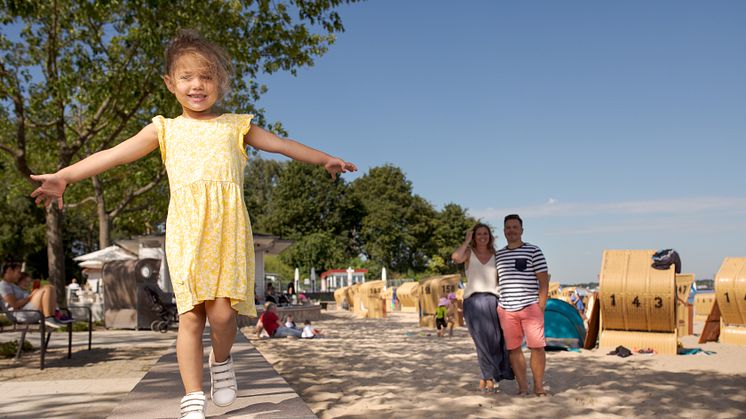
[0,340,34,358]
[0,315,12,328]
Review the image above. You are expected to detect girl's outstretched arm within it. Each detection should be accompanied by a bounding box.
[30,124,159,208]
[245,124,356,179]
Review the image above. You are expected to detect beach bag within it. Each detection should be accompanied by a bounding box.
[651,249,681,274]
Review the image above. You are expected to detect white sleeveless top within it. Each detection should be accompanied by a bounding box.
[463,250,499,299]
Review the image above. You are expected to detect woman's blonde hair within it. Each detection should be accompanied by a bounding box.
[164,29,232,97]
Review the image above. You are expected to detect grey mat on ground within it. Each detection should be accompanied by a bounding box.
[108,330,316,418]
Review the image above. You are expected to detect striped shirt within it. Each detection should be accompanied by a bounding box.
[496,242,548,311]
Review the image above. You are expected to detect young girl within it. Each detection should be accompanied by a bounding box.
[30,29,356,419]
[445,292,460,337]
[435,297,448,337]
[301,319,322,339]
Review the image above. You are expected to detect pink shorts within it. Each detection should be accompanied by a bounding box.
[498,303,546,350]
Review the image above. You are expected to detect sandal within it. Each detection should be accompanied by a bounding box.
[482,380,498,394]
[209,350,237,407]
[179,391,206,419]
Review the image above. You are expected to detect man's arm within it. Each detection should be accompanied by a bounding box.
[536,271,549,311]
[2,290,33,310]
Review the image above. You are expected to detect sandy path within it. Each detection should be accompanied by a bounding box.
[247,311,746,419]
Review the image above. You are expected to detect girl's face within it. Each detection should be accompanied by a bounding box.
[17,277,31,290]
[164,53,220,119]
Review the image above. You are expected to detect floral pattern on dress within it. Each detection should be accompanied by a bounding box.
[152,113,256,317]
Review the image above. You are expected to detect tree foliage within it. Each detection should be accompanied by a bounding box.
[348,165,427,273]
[243,156,284,233]
[1,1,477,286]
[432,203,477,273]
[257,160,362,274]
[0,0,359,297]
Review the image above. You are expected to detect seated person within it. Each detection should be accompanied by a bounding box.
[255,302,302,338]
[301,320,322,339]
[16,272,33,292]
[0,262,66,328]
[284,313,297,329]
[264,284,277,304]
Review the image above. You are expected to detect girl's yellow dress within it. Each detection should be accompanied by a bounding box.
[152,113,256,317]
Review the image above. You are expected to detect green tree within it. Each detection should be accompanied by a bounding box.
[349,164,435,273]
[0,165,45,264]
[264,254,294,285]
[263,161,362,270]
[243,156,284,233]
[405,195,437,272]
[431,203,477,273]
[0,0,360,301]
[279,231,346,276]
[263,161,348,236]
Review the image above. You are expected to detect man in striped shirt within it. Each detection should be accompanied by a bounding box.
[496,214,549,397]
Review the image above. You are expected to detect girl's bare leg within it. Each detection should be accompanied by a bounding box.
[177,304,207,393]
[205,298,237,363]
[29,285,56,317]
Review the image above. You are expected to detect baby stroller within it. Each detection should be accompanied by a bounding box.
[143,283,179,333]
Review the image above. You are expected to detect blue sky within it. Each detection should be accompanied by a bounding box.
[255,1,746,283]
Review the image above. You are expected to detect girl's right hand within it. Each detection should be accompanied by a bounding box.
[30,173,68,209]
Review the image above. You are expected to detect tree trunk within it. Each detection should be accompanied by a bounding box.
[92,175,110,249]
[98,211,110,250]
[45,205,66,306]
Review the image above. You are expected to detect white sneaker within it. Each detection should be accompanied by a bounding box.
[179,391,206,419]
[209,350,237,407]
[44,317,64,329]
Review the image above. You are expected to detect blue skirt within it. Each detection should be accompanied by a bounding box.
[463,293,514,381]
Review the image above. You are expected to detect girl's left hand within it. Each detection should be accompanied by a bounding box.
[324,157,357,180]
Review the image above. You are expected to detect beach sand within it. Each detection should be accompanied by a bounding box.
[246,310,746,419]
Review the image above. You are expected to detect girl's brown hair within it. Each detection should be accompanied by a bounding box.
[469,223,495,250]
[164,29,232,97]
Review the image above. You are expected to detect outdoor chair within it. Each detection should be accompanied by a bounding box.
[0,303,92,370]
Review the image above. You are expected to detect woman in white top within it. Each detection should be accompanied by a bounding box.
[452,223,514,393]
